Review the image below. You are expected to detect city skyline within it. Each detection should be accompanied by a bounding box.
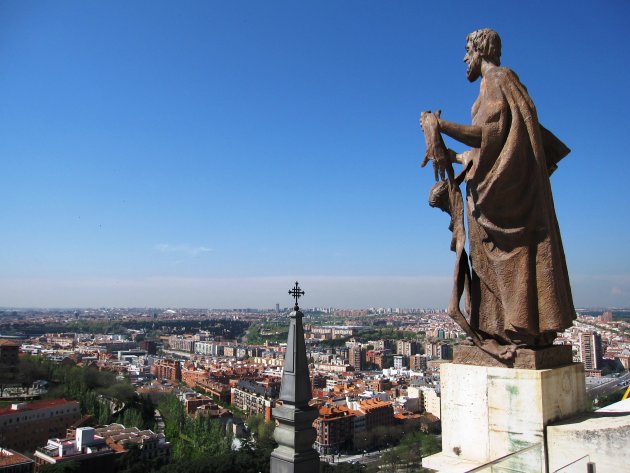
[1,2,629,308]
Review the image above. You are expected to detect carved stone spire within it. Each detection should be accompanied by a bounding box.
[278,282,312,406]
[270,282,319,473]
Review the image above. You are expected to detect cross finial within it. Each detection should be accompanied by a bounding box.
[288,281,305,311]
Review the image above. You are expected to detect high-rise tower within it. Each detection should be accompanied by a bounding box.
[579,331,603,371]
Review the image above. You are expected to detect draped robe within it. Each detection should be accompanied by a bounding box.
[466,66,575,343]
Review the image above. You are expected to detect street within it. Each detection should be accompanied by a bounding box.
[586,371,630,401]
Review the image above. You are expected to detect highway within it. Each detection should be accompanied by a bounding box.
[586,371,630,402]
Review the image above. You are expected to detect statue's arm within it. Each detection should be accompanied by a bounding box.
[438,118,482,148]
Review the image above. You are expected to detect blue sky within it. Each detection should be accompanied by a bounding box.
[1,1,628,309]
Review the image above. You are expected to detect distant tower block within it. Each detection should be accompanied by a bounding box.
[270,282,319,473]
[580,331,603,371]
[276,303,280,313]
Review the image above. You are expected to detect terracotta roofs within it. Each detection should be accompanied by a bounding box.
[357,398,391,410]
[0,398,77,416]
[0,449,33,467]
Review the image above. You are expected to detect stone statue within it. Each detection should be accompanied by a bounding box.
[421,28,575,361]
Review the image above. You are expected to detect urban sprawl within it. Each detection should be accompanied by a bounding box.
[0,307,628,471]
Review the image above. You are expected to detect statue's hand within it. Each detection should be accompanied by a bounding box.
[420,110,449,181]
[420,110,440,131]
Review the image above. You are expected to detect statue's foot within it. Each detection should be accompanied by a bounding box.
[480,339,517,361]
[460,338,475,346]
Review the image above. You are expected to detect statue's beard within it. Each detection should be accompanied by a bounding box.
[466,57,481,82]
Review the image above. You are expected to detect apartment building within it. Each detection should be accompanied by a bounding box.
[230,380,278,421]
[33,427,115,473]
[151,359,181,382]
[348,347,365,371]
[196,379,231,404]
[0,340,20,368]
[396,340,420,357]
[95,423,170,464]
[194,341,224,357]
[580,331,603,371]
[0,400,81,452]
[313,404,354,455]
[167,336,194,353]
[409,354,428,371]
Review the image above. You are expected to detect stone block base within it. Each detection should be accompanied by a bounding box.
[424,362,588,471]
[270,449,320,473]
[453,344,573,369]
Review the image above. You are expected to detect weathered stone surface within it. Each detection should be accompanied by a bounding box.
[547,398,630,473]
[420,29,575,361]
[423,362,588,471]
[453,344,573,369]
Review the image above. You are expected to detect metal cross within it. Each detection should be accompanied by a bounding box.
[288,281,305,310]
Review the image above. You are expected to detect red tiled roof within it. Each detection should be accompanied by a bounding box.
[357,398,391,410]
[0,449,33,467]
[318,404,355,419]
[0,398,78,416]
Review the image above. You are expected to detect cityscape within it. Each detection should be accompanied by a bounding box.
[0,304,628,471]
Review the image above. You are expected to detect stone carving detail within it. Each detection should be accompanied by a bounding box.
[420,29,575,363]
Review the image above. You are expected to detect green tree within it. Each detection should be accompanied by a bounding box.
[381,448,402,473]
[121,407,144,429]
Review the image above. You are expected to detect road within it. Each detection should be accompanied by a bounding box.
[586,371,630,401]
[323,449,386,467]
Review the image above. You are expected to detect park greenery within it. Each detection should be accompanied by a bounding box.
[14,355,154,428]
[244,322,289,345]
[0,318,250,340]
[155,393,275,473]
[379,430,439,472]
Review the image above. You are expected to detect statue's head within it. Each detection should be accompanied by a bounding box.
[429,180,450,214]
[465,28,501,82]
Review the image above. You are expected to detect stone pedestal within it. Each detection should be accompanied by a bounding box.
[453,344,573,369]
[423,362,588,472]
[270,404,319,473]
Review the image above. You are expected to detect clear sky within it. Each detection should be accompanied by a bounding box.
[1,1,628,309]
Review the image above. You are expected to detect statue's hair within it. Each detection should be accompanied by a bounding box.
[467,28,501,66]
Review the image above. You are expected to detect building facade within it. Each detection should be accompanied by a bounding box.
[396,340,420,357]
[230,380,278,421]
[580,332,603,371]
[151,359,182,382]
[0,400,81,453]
[409,354,428,371]
[313,405,354,455]
[0,340,20,368]
[348,347,365,371]
[95,423,171,464]
[33,427,115,473]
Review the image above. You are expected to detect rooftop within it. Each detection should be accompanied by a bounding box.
[0,398,77,416]
[0,449,33,467]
